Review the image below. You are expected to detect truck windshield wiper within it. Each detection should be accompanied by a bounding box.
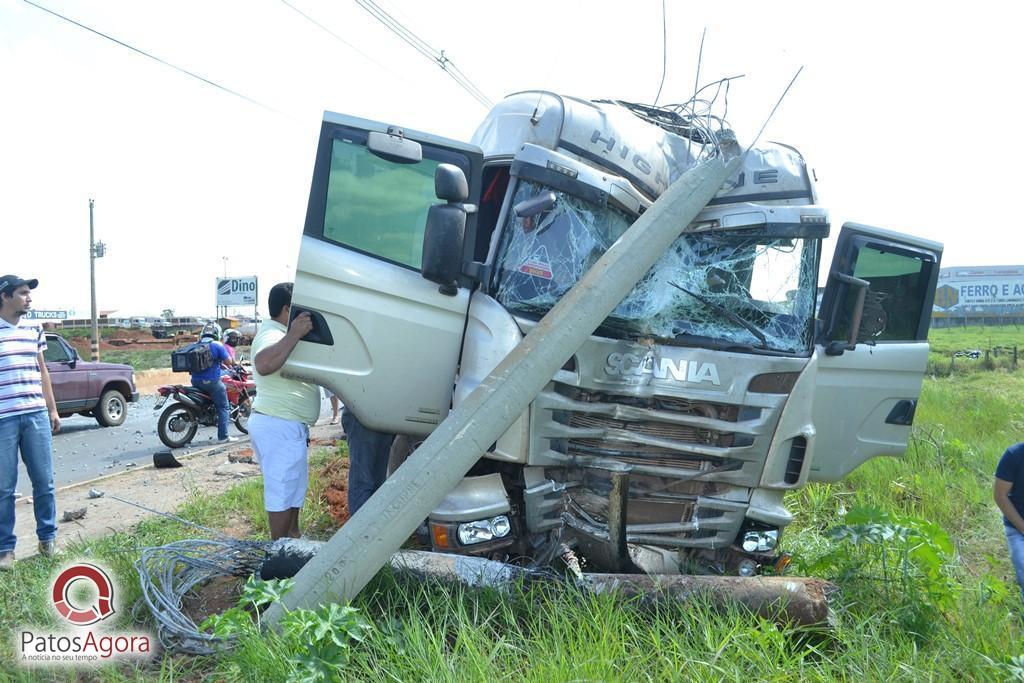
[668,281,768,349]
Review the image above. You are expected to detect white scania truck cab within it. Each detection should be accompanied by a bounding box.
[284,91,942,576]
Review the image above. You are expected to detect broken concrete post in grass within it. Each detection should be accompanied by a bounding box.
[264,152,743,626]
[262,541,835,627]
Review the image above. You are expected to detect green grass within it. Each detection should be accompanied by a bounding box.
[99,349,173,372]
[927,325,1024,375]
[929,324,1024,354]
[93,346,252,372]
[3,338,1024,680]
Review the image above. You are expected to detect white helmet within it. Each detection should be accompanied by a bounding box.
[201,321,222,341]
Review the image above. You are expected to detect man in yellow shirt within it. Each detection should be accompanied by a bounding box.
[249,283,318,539]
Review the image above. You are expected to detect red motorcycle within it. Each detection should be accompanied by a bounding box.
[155,365,256,448]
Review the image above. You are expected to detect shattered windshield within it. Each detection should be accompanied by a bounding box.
[494,180,819,354]
[494,180,633,309]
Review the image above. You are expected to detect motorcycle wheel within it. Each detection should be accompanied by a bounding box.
[233,399,251,435]
[158,403,199,449]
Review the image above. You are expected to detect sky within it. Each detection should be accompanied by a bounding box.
[2,0,1022,318]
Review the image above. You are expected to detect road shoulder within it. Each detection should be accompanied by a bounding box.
[13,422,340,558]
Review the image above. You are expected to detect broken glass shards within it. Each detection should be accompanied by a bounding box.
[493,181,819,354]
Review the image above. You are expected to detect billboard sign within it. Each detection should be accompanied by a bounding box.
[23,310,68,320]
[933,275,1024,310]
[216,277,258,306]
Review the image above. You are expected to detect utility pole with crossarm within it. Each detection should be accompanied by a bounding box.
[88,198,106,361]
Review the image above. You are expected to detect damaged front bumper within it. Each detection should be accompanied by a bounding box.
[427,465,784,576]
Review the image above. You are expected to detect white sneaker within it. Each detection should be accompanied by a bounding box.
[218,436,239,444]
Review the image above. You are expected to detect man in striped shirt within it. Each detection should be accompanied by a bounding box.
[0,275,60,570]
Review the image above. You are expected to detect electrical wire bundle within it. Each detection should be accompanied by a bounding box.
[134,538,268,655]
[597,75,744,162]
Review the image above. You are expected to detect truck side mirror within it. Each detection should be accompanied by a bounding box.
[513,192,557,218]
[823,273,870,356]
[421,164,468,296]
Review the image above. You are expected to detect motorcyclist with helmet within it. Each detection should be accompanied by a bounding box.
[223,328,241,363]
[191,322,236,444]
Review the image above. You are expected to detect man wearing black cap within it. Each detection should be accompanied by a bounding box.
[0,275,60,570]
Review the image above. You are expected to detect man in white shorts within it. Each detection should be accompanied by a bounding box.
[249,282,318,539]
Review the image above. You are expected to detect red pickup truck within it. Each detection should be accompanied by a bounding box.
[42,333,139,427]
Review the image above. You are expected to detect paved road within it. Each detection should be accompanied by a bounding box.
[11,394,338,491]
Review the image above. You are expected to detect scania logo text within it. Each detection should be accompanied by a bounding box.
[605,352,721,385]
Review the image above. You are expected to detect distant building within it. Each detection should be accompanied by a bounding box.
[931,265,1024,327]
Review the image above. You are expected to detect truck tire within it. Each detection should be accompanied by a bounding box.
[95,390,128,427]
[387,435,421,477]
[158,404,199,449]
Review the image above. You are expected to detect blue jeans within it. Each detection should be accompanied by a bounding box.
[193,378,230,440]
[342,410,394,514]
[0,410,57,552]
[1005,523,1024,603]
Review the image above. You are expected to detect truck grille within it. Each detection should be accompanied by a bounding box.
[533,383,764,551]
[568,440,710,471]
[568,413,719,444]
[548,388,747,474]
[575,390,741,422]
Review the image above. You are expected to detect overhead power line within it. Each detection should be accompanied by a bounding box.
[653,0,667,106]
[21,0,296,121]
[277,0,397,78]
[352,0,493,109]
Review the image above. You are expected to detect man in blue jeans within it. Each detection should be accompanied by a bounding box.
[341,408,395,514]
[995,442,1024,603]
[190,322,236,444]
[0,275,60,570]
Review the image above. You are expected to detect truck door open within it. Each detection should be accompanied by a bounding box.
[809,222,943,482]
[285,114,482,435]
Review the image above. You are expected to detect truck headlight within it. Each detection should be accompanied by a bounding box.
[457,515,512,546]
[741,528,779,553]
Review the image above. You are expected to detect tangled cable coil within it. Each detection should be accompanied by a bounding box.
[134,538,268,655]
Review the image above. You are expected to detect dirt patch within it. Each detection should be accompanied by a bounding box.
[228,448,255,464]
[135,368,181,395]
[68,336,177,353]
[318,458,351,527]
[220,512,256,539]
[181,574,247,626]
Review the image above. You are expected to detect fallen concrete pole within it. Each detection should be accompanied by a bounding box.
[391,551,834,627]
[581,573,835,627]
[261,542,835,627]
[264,151,743,625]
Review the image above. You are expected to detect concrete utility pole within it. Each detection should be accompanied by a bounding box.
[221,257,228,319]
[88,198,104,362]
[264,151,742,625]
